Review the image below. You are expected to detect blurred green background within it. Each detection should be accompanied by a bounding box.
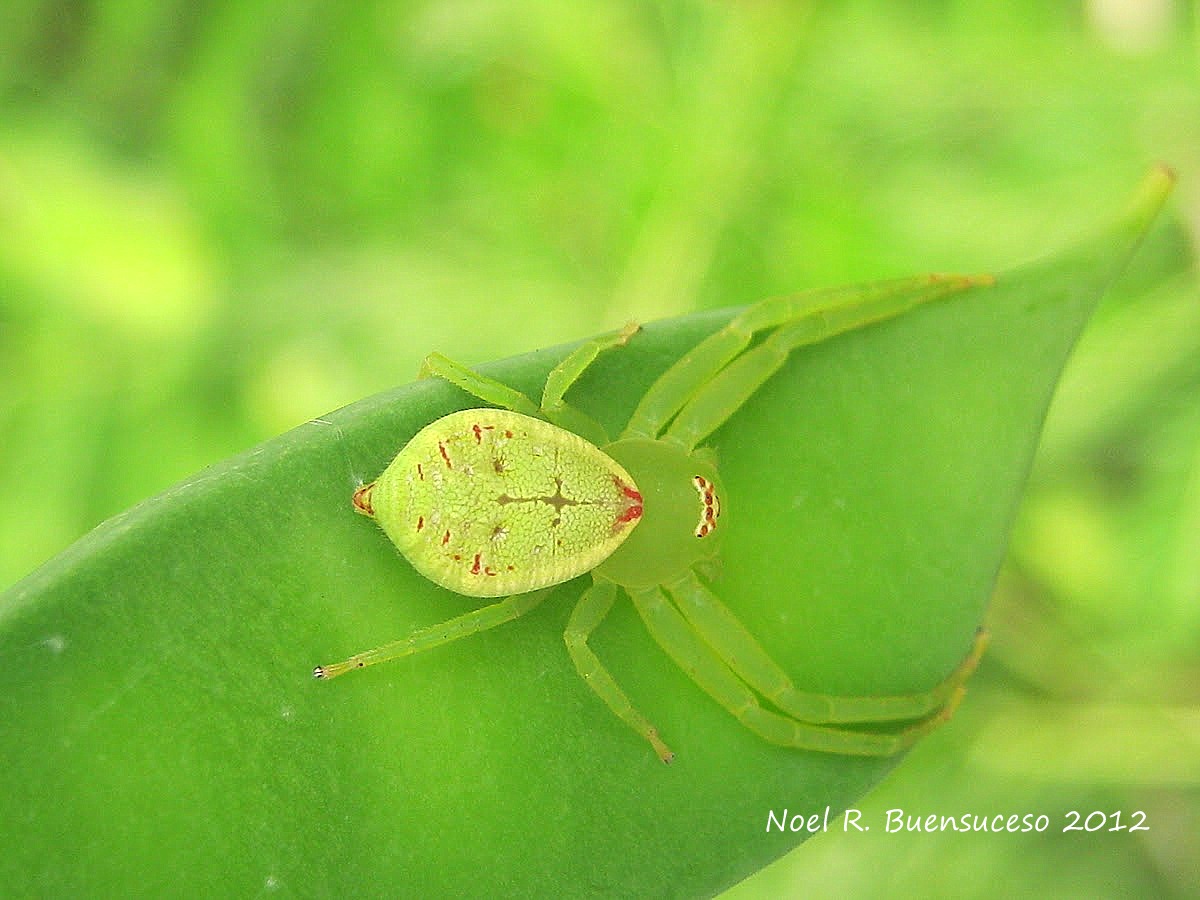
[1,1,1197,897]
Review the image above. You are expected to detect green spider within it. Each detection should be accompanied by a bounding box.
[314,274,991,762]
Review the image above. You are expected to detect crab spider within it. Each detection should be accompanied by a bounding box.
[315,274,992,762]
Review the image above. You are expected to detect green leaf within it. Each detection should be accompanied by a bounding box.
[0,169,1173,896]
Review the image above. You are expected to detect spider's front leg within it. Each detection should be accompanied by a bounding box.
[664,571,988,725]
[629,582,980,756]
[622,274,994,449]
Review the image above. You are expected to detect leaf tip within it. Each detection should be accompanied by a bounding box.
[1128,163,1176,224]
[1149,160,1177,187]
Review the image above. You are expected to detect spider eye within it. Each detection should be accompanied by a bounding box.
[691,475,721,538]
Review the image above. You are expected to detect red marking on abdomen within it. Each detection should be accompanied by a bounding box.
[442,530,451,545]
[471,553,482,575]
[616,505,643,524]
[472,424,482,443]
[438,442,452,468]
[611,476,643,528]
[352,483,375,515]
[613,476,643,504]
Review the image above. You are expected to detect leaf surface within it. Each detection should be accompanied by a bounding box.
[0,170,1173,897]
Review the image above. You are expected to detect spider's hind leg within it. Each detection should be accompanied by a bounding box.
[419,352,543,416]
[539,321,639,444]
[313,587,554,680]
[564,578,674,763]
[541,321,639,417]
[420,322,639,445]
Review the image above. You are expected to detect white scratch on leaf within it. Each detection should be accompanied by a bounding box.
[42,634,67,655]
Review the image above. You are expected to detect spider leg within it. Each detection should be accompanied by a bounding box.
[419,323,639,445]
[313,587,553,679]
[564,579,674,762]
[419,352,543,416]
[629,584,970,756]
[621,274,991,448]
[665,274,992,450]
[621,282,885,441]
[665,571,987,723]
[541,321,639,418]
[532,321,639,444]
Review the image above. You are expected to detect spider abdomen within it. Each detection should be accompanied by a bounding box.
[360,409,643,598]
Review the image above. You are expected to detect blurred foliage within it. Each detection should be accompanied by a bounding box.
[0,1,1197,898]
